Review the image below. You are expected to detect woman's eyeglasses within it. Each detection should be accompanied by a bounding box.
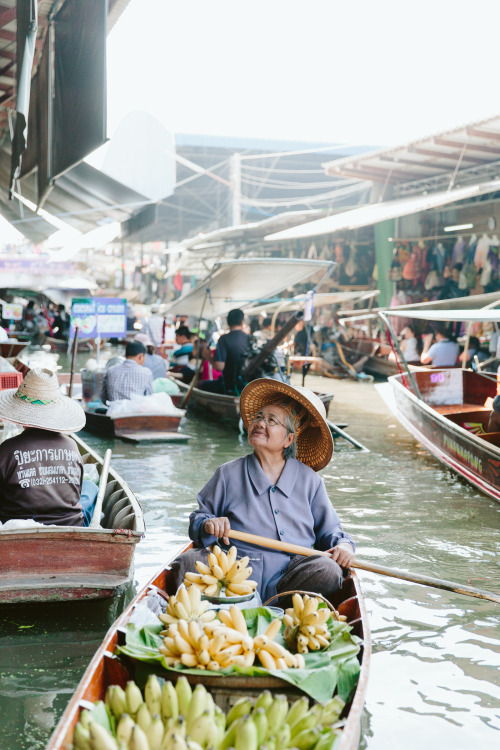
[249,412,287,429]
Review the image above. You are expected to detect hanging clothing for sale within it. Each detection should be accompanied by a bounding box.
[451,236,466,266]
[474,234,490,269]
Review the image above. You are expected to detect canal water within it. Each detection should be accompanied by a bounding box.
[0,349,499,749]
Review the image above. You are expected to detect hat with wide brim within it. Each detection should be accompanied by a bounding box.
[240,378,333,471]
[0,367,86,434]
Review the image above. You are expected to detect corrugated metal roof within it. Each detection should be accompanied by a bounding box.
[323,113,500,195]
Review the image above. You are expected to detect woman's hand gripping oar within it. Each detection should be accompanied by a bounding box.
[227,529,500,605]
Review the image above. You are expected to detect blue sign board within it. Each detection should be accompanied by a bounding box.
[70,297,127,339]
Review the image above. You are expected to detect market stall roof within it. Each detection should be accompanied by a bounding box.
[173,209,325,253]
[0,0,135,241]
[338,291,500,321]
[0,152,148,238]
[0,274,97,291]
[264,178,500,242]
[322,113,500,194]
[165,258,333,319]
[244,290,379,317]
[0,0,130,143]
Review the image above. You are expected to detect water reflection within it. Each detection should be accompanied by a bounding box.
[0,353,499,748]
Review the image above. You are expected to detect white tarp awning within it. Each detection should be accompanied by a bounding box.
[165,258,333,318]
[245,290,379,316]
[339,290,500,319]
[385,309,500,323]
[264,178,500,242]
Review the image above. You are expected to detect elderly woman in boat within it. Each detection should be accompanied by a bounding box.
[173,378,355,603]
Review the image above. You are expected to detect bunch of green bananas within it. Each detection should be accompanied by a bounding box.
[219,691,345,750]
[72,675,345,750]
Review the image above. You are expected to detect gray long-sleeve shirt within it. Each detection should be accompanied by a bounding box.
[189,453,355,603]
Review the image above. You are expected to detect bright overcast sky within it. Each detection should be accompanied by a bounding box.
[107,0,499,148]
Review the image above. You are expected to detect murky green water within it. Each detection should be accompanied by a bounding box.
[0,348,499,749]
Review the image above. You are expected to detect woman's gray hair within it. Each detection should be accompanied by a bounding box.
[283,412,298,459]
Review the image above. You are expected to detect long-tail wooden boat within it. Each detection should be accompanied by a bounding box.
[46,544,370,750]
[0,340,28,358]
[44,335,94,352]
[174,380,333,428]
[388,367,500,503]
[339,337,400,378]
[0,433,145,604]
[84,409,189,443]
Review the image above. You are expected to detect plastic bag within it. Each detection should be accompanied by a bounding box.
[107,392,185,418]
[153,377,180,395]
[83,463,99,484]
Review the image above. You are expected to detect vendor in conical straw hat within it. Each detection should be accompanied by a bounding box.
[0,368,88,527]
[172,378,355,604]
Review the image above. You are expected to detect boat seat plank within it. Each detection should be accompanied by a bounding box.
[117,431,190,443]
[433,403,490,415]
[478,432,500,446]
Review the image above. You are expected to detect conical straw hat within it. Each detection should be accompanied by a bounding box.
[0,368,85,434]
[240,378,333,471]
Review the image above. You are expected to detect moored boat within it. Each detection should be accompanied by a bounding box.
[0,340,28,358]
[339,337,401,379]
[388,367,500,502]
[45,335,94,352]
[174,379,333,428]
[46,543,370,750]
[84,409,189,443]
[0,433,145,604]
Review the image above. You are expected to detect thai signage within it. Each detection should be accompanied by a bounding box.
[1,303,23,320]
[70,297,127,339]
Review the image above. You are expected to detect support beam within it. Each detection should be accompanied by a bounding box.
[434,136,500,157]
[411,145,488,165]
[467,127,500,142]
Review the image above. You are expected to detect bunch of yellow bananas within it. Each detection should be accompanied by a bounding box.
[73,674,347,750]
[204,607,304,671]
[283,594,336,654]
[159,586,217,628]
[183,545,257,597]
[159,618,226,670]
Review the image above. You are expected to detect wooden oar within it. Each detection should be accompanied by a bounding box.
[68,324,79,398]
[89,449,112,528]
[227,529,500,605]
[326,418,369,452]
[180,360,204,409]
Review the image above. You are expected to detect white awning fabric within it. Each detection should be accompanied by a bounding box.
[245,290,379,316]
[265,179,500,242]
[339,290,500,319]
[165,258,333,319]
[384,309,500,323]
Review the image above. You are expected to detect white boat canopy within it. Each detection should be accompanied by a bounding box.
[385,309,500,323]
[338,291,500,321]
[244,289,379,317]
[164,258,333,319]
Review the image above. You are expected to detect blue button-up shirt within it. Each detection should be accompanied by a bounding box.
[189,453,355,603]
[101,359,153,403]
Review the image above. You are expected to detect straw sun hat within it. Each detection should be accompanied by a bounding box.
[240,378,333,472]
[0,368,86,434]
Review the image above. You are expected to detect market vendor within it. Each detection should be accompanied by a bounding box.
[171,378,355,603]
[0,368,88,526]
[100,341,153,403]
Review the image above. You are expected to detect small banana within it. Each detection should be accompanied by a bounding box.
[125,680,144,716]
[88,721,118,750]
